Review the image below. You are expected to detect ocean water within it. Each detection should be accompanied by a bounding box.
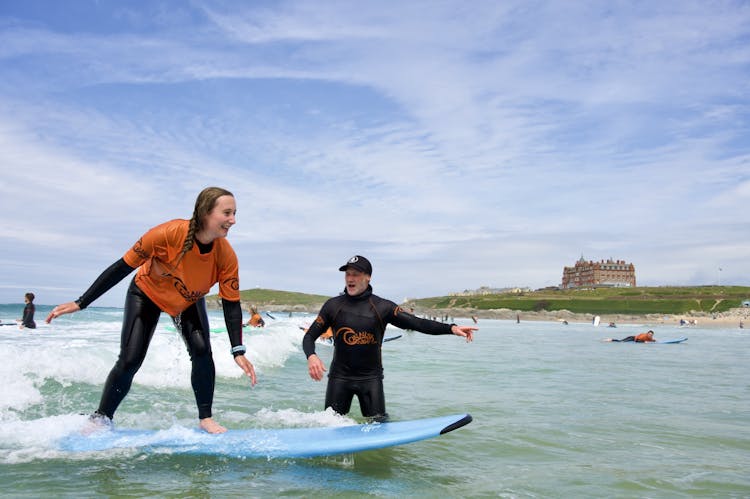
[1,303,748,498]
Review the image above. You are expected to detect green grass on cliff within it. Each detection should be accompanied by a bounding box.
[406,285,750,315]
[210,285,750,315]
[207,288,329,308]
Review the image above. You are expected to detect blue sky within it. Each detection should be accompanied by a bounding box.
[1,1,749,307]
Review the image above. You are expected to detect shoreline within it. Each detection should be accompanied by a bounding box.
[211,300,750,329]
[410,306,750,329]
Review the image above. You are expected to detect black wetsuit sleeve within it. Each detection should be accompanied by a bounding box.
[222,298,243,350]
[302,321,323,358]
[302,302,333,358]
[389,306,454,335]
[75,258,137,309]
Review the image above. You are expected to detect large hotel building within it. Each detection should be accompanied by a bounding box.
[561,257,636,289]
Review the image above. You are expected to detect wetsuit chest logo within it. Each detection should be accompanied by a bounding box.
[338,327,377,345]
[163,272,204,303]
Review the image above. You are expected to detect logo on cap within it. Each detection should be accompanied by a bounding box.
[339,255,372,274]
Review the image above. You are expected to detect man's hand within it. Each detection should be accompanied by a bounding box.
[307,354,327,381]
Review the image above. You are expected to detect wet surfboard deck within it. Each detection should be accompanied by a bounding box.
[59,413,473,458]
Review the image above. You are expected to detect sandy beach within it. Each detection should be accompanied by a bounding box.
[410,306,750,329]
[242,300,750,330]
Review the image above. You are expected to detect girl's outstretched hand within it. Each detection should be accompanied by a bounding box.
[46,302,81,323]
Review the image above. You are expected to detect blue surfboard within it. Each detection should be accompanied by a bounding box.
[59,413,472,458]
[605,337,687,344]
[654,337,687,344]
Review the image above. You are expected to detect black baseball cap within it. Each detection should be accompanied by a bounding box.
[338,255,372,275]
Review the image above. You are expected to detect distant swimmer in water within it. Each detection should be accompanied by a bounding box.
[19,292,37,329]
[604,330,655,343]
[45,187,256,434]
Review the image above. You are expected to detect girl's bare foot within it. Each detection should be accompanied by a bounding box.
[82,412,113,435]
[199,417,227,434]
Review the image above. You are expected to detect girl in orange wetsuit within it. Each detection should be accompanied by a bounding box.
[46,187,256,434]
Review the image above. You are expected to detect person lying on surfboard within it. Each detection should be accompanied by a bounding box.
[604,330,655,342]
[303,255,477,422]
[46,187,257,434]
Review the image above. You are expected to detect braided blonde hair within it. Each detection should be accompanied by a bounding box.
[179,186,234,262]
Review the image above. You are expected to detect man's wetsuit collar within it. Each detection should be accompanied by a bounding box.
[343,285,373,300]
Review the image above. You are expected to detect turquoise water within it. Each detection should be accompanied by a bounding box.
[1,304,748,497]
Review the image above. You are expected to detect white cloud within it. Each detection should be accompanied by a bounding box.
[0,0,748,305]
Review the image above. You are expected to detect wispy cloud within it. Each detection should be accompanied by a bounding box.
[0,0,748,305]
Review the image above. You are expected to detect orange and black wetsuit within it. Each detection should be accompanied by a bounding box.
[75,219,243,421]
[302,285,453,421]
[612,333,653,343]
[247,312,265,327]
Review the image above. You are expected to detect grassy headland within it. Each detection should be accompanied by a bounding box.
[206,288,329,312]
[404,285,750,316]
[208,285,750,317]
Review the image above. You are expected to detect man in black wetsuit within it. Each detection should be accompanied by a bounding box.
[303,255,476,421]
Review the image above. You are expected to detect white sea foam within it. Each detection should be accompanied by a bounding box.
[0,322,119,413]
[0,311,310,418]
[0,310,321,463]
[0,344,44,412]
[252,407,356,428]
[0,413,89,464]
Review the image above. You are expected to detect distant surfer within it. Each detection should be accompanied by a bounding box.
[246,307,265,327]
[300,325,334,344]
[303,255,477,422]
[46,187,257,434]
[604,330,655,343]
[19,292,37,329]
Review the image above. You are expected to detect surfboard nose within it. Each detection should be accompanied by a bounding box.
[440,413,473,434]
